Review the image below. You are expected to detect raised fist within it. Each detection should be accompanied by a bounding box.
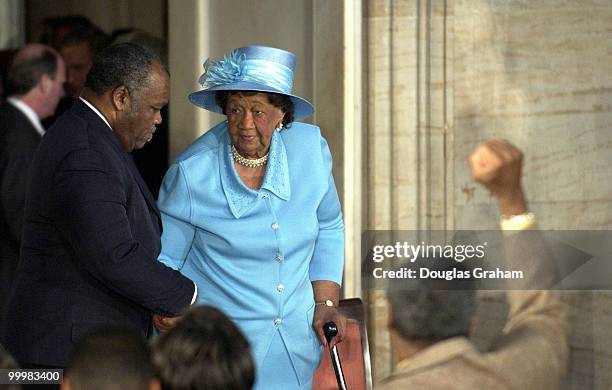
[468,139,526,215]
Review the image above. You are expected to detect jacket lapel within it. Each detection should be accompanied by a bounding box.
[125,153,161,221]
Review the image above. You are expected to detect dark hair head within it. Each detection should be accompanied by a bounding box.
[40,15,106,50]
[57,23,108,54]
[153,305,255,390]
[387,261,476,342]
[5,46,60,96]
[215,90,295,127]
[85,42,166,96]
[66,327,154,390]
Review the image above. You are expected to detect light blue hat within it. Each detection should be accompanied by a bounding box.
[188,45,314,119]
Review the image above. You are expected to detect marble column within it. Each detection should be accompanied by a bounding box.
[0,0,24,49]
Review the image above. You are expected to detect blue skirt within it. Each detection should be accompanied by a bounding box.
[255,329,314,390]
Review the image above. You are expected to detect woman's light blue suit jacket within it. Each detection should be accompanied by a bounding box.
[157,121,344,386]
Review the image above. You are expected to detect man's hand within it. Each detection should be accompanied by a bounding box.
[313,306,346,349]
[468,139,527,216]
[153,314,182,332]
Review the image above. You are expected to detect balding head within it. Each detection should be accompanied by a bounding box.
[6,44,66,119]
[11,43,56,65]
[7,44,62,95]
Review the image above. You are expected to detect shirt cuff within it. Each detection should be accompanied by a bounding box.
[501,212,535,231]
[190,282,198,305]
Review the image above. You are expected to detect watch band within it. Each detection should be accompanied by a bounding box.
[315,299,335,307]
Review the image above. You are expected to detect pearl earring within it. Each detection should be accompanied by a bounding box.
[275,123,283,131]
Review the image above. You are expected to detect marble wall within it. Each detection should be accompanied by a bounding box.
[452,2,612,388]
[366,0,612,387]
[453,0,612,231]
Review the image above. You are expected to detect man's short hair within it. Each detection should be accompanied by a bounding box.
[84,42,165,96]
[5,48,59,96]
[387,261,476,341]
[153,305,255,390]
[66,327,154,390]
[40,15,98,49]
[57,23,108,54]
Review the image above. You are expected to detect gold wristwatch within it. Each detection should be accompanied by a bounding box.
[315,300,335,307]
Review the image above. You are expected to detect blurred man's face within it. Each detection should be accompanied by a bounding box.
[60,42,94,97]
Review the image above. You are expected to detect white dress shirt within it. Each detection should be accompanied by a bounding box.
[79,97,112,130]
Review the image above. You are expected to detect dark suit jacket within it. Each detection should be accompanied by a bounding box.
[3,100,195,367]
[0,102,42,337]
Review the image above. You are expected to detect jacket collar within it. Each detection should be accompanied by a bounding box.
[79,97,112,130]
[219,127,291,219]
[6,97,45,136]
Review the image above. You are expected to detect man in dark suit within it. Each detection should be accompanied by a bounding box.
[41,16,109,129]
[0,44,66,336]
[3,43,196,370]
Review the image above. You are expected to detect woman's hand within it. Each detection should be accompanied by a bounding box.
[311,280,345,348]
[312,305,347,349]
[153,314,182,332]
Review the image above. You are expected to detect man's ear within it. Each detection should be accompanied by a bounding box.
[111,85,130,111]
[39,74,53,95]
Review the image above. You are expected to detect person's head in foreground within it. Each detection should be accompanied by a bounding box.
[189,45,314,163]
[0,343,21,390]
[61,327,159,390]
[81,42,169,152]
[153,305,254,390]
[387,262,476,360]
[6,43,66,119]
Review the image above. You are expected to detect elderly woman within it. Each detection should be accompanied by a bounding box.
[154,46,345,389]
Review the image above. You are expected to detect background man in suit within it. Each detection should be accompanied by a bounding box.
[56,22,107,100]
[40,16,109,129]
[0,44,65,336]
[379,140,568,390]
[3,43,196,370]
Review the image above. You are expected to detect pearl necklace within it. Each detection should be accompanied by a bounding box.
[231,144,269,168]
